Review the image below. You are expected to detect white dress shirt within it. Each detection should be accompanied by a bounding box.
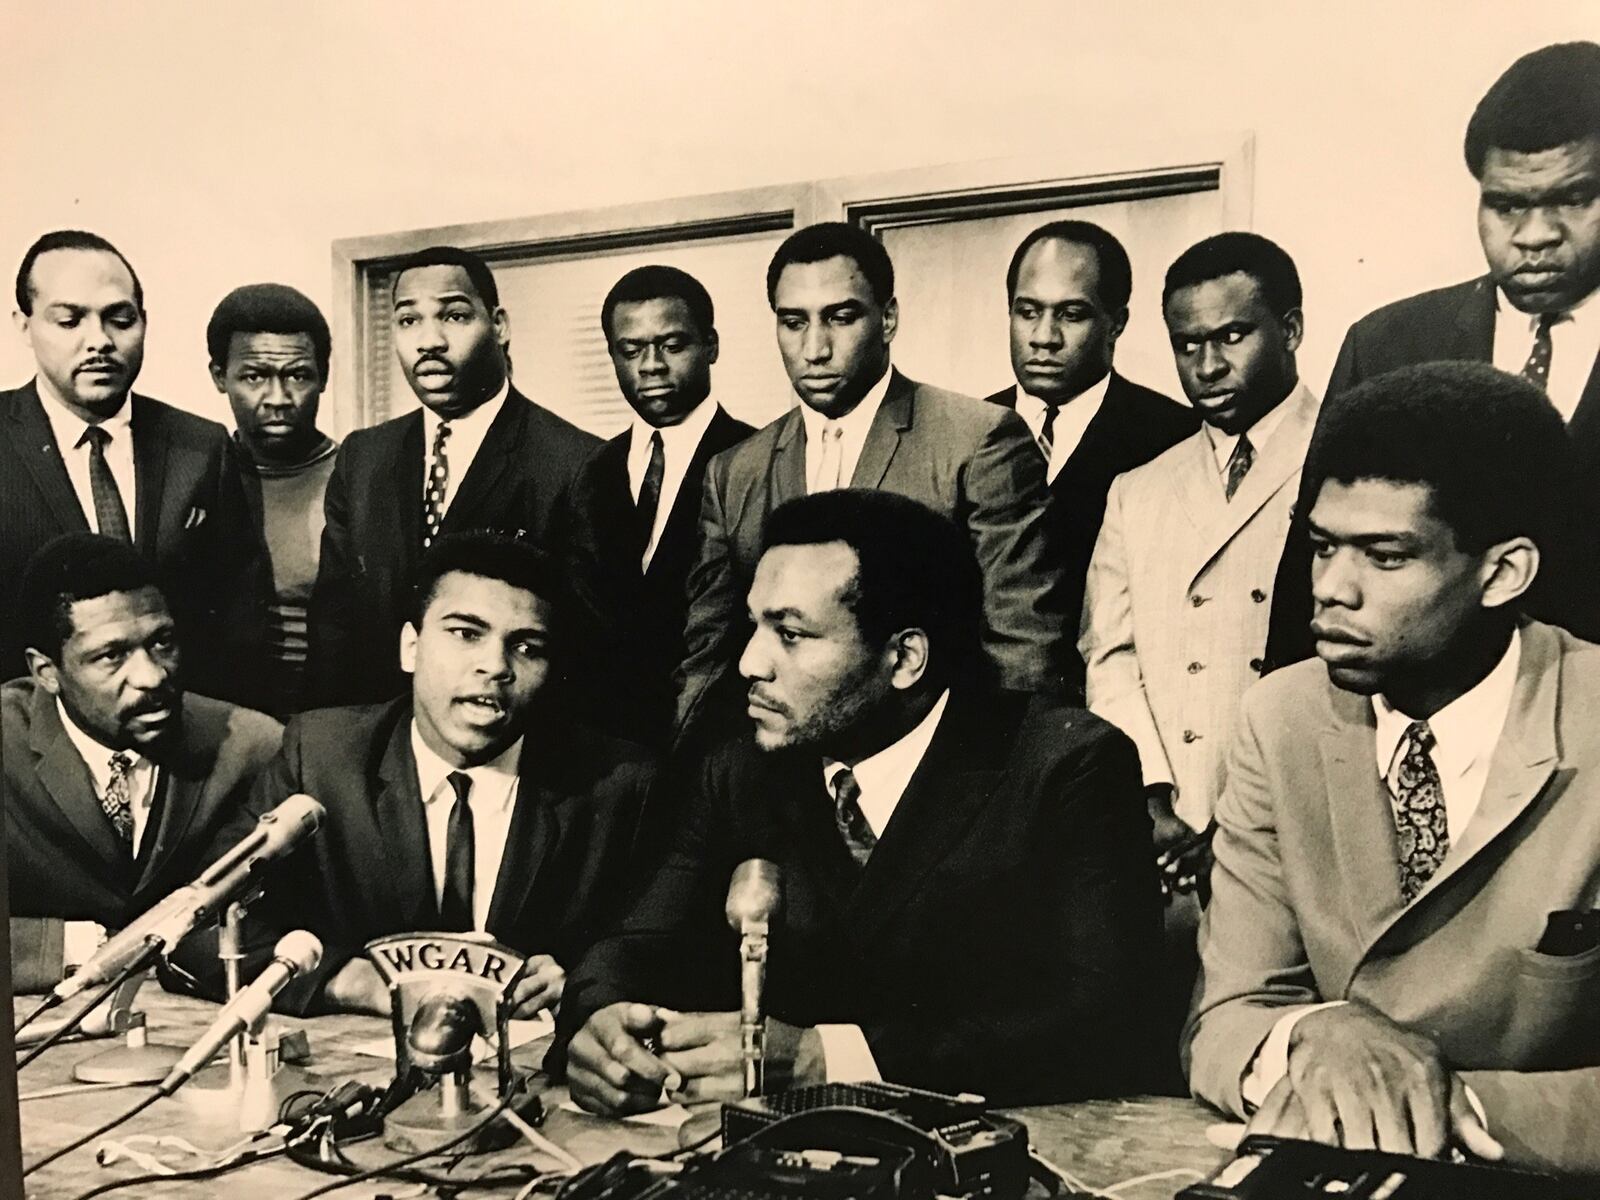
[37,376,137,535]
[1014,372,1112,483]
[420,381,510,519]
[410,723,522,934]
[626,397,722,572]
[1240,631,1522,1109]
[814,690,951,1081]
[1492,287,1600,423]
[1202,392,1293,480]
[798,367,894,494]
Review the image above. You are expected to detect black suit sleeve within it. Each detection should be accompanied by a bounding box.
[306,449,360,708]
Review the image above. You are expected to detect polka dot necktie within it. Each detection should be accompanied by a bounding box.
[830,767,876,868]
[1224,434,1255,501]
[1519,312,1565,393]
[102,752,135,850]
[423,420,453,548]
[1389,721,1448,903]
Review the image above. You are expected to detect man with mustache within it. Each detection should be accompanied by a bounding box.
[1267,41,1600,663]
[555,490,1160,1111]
[239,532,655,1017]
[1187,362,1600,1174]
[307,245,602,707]
[674,223,1069,744]
[3,533,283,991]
[0,230,268,705]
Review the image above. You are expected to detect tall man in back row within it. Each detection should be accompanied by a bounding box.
[675,223,1070,741]
[558,490,1160,1110]
[1187,363,1600,1174]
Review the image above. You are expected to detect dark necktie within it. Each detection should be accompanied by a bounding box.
[1390,721,1448,903]
[78,425,132,542]
[636,430,666,550]
[1224,433,1255,501]
[439,771,475,931]
[1520,312,1563,393]
[830,767,876,868]
[1037,402,1060,461]
[423,420,453,548]
[103,752,135,850]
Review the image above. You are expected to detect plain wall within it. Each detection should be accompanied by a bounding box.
[4,1,1596,425]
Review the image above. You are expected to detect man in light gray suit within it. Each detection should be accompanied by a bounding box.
[675,223,1069,741]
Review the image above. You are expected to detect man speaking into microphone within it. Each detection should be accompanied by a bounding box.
[554,490,1163,1110]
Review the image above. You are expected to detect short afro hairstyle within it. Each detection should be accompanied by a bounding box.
[16,230,144,317]
[412,530,569,632]
[1303,361,1573,557]
[1162,231,1302,317]
[1006,220,1133,311]
[16,533,166,662]
[206,283,331,379]
[767,223,895,309]
[601,265,715,343]
[1465,41,1600,178]
[760,489,986,691]
[391,245,500,310]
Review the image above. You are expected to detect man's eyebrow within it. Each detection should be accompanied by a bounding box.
[1306,520,1414,545]
[436,610,491,627]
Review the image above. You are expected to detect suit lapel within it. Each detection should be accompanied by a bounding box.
[850,372,913,489]
[9,384,90,534]
[767,409,807,512]
[383,414,426,567]
[1318,691,1406,946]
[1452,276,1497,361]
[132,699,212,894]
[1168,431,1220,538]
[129,396,171,552]
[485,736,560,935]
[372,713,438,925]
[27,687,129,872]
[444,389,524,532]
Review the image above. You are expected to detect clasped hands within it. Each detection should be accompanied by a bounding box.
[1246,1002,1505,1162]
[567,1002,826,1114]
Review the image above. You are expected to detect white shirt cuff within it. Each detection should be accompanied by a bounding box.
[62,921,107,972]
[1240,1001,1345,1110]
[816,1024,881,1083]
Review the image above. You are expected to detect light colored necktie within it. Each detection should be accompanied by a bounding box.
[812,423,846,493]
[1389,720,1448,903]
[102,752,135,849]
[423,420,453,547]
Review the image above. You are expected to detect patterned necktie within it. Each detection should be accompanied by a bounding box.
[1224,433,1255,501]
[830,767,876,868]
[1520,312,1564,393]
[1037,402,1061,462]
[812,423,846,493]
[422,420,453,548]
[439,771,475,931]
[636,430,666,552]
[1389,721,1449,903]
[78,425,132,542]
[103,752,135,850]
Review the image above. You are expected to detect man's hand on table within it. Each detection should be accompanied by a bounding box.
[568,1002,675,1115]
[322,957,388,1014]
[1245,1002,1503,1161]
[508,954,564,1019]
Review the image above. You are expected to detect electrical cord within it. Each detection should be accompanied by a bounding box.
[15,957,146,1071]
[14,991,64,1036]
[23,1087,164,1177]
[65,1144,287,1200]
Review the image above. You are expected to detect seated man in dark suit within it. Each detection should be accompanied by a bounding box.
[1267,41,1600,662]
[677,223,1070,743]
[1187,364,1600,1173]
[0,230,267,706]
[3,533,282,989]
[983,220,1197,655]
[557,490,1160,1111]
[248,531,656,1018]
[572,266,753,746]
[307,245,602,707]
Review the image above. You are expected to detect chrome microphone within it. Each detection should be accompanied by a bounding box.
[54,794,325,1001]
[725,859,782,1097]
[159,931,323,1094]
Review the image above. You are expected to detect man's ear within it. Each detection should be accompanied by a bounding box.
[705,328,721,366]
[881,297,899,346]
[1109,305,1130,343]
[1281,308,1305,354]
[13,309,29,336]
[1479,536,1539,610]
[398,622,419,674]
[25,649,61,695]
[209,361,227,393]
[888,628,930,691]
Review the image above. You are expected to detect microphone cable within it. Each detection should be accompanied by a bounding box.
[66,1142,287,1200]
[23,1087,163,1178]
[14,991,64,1037]
[16,955,153,1071]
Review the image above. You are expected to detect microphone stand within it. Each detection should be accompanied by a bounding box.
[739,917,769,1097]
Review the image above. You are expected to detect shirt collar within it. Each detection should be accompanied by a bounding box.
[56,698,149,789]
[410,720,522,814]
[797,364,894,444]
[1203,382,1301,475]
[1495,284,1600,327]
[823,689,951,837]
[420,378,509,440]
[1017,368,1113,417]
[37,373,133,448]
[1373,627,1521,785]
[628,395,720,467]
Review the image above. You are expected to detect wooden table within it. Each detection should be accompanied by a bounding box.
[16,992,1232,1199]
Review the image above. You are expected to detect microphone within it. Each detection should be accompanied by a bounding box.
[158,931,322,1095]
[725,859,781,1097]
[54,794,325,1001]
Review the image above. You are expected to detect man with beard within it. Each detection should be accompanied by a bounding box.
[554,490,1160,1110]
[3,533,282,989]
[241,532,656,1018]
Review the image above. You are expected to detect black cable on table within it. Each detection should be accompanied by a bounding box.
[16,957,147,1071]
[24,1087,164,1177]
[66,1145,287,1200]
[13,991,63,1037]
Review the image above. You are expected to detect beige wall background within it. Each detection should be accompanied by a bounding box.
[3,1,1596,426]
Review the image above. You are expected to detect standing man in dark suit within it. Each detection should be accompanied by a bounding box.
[573,267,752,746]
[1267,41,1600,663]
[307,245,602,707]
[4,534,281,988]
[984,221,1197,653]
[558,491,1159,1111]
[249,533,655,1018]
[676,223,1069,741]
[1,230,266,705]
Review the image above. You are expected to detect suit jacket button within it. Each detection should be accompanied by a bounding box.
[1187,661,1204,674]
[1182,729,1200,743]
[1250,657,1264,672]
[1251,589,1267,603]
